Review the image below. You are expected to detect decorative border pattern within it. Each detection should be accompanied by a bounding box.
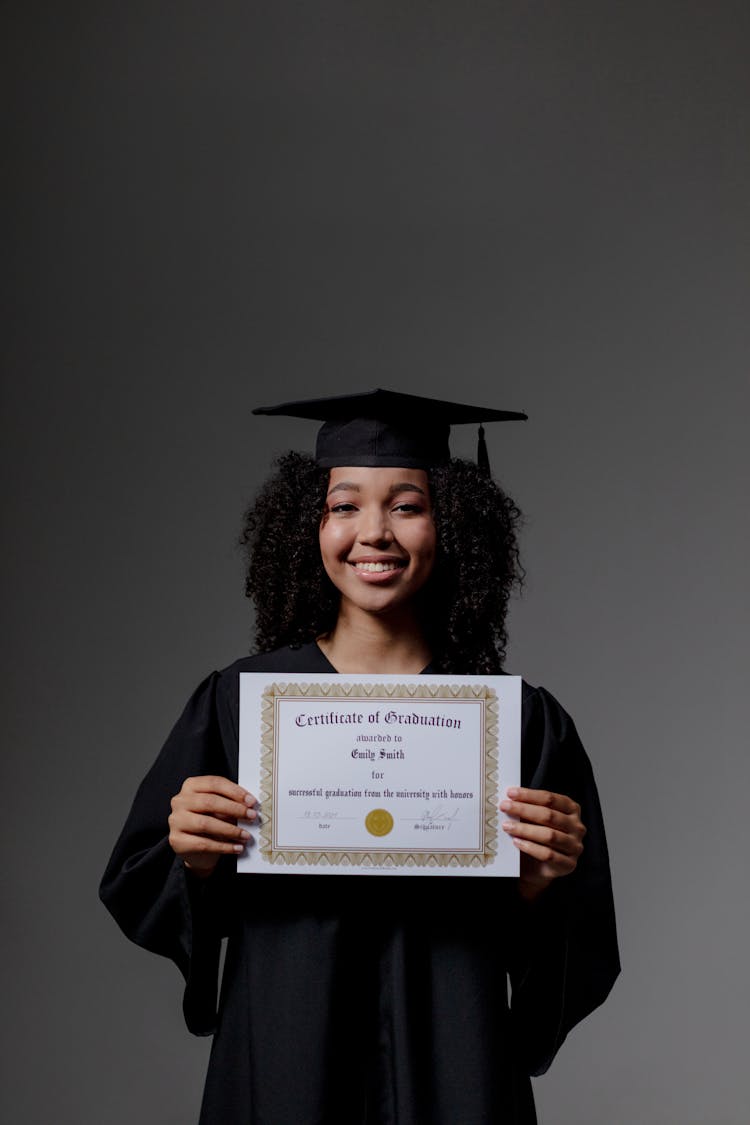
[259,682,499,868]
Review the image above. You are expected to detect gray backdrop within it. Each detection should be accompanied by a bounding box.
[4,3,748,1123]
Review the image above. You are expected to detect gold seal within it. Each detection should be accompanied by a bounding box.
[365,808,394,837]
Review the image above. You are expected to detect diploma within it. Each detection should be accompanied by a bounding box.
[238,673,521,877]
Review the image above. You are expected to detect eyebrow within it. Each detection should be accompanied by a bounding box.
[326,481,427,497]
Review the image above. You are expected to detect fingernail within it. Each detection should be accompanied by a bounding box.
[240,829,251,839]
[245,794,256,806]
[507,787,520,798]
[233,844,244,853]
[500,800,512,812]
[502,821,514,831]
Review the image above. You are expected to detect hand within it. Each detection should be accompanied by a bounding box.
[168,775,258,879]
[500,787,586,902]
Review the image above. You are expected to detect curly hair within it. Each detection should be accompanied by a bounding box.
[239,452,523,674]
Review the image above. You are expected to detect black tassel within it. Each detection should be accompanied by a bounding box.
[477,424,491,476]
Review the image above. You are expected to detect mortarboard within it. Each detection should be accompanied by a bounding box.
[253,388,527,473]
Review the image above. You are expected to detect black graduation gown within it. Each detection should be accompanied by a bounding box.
[100,644,619,1125]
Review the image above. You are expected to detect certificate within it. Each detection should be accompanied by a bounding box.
[238,673,521,877]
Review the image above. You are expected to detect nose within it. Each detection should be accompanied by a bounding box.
[357,505,394,547]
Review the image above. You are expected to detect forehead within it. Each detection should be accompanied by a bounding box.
[326,466,430,494]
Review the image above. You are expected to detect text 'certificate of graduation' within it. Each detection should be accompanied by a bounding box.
[238,674,521,877]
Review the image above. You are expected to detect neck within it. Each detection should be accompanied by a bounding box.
[318,602,432,674]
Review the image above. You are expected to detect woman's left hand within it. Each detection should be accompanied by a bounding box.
[500,787,586,902]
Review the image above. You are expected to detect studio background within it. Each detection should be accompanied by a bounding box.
[3,3,748,1123]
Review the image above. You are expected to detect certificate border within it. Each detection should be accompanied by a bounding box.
[258,682,499,868]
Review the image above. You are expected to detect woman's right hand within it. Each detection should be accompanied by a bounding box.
[168,775,258,878]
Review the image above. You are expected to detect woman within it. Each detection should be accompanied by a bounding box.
[101,389,619,1125]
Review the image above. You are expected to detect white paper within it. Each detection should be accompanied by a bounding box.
[238,673,520,877]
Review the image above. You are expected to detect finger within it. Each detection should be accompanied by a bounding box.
[182,776,257,806]
[512,836,578,873]
[179,793,258,822]
[170,811,252,843]
[499,797,581,834]
[502,819,584,858]
[505,787,580,817]
[171,832,249,857]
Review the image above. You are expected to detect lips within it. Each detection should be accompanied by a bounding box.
[347,556,408,579]
[349,556,407,570]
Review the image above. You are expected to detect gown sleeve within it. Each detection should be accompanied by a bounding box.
[509,685,620,1076]
[99,672,236,1035]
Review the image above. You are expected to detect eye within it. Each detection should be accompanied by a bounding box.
[392,502,424,514]
[330,502,358,514]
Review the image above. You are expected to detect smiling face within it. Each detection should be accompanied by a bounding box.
[318,466,437,618]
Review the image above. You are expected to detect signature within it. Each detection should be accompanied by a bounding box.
[301,810,340,820]
[417,805,460,825]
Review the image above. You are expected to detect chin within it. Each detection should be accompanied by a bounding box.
[345,583,427,619]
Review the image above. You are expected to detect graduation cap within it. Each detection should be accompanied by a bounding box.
[253,388,527,474]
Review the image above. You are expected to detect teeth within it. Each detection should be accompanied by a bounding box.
[354,561,401,572]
